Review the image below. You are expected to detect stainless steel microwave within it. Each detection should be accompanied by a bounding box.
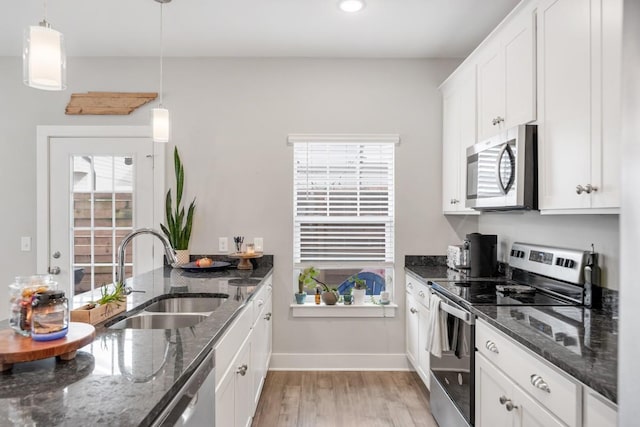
[465,125,537,210]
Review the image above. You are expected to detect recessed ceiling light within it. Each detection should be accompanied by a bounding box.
[338,0,365,13]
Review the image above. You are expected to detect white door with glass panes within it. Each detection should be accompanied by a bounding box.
[47,136,160,298]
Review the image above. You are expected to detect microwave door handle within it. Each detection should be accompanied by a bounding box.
[496,144,515,195]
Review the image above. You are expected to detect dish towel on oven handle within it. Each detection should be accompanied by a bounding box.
[425,293,450,358]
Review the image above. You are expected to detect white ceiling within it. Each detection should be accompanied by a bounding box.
[2,0,520,58]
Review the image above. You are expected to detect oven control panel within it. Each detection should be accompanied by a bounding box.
[509,242,588,285]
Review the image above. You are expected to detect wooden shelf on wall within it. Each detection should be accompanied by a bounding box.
[65,92,158,115]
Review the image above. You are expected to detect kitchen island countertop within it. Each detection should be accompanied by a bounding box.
[0,262,273,426]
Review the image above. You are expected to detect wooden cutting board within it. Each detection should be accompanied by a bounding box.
[0,322,96,372]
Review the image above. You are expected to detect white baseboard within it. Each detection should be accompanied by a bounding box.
[269,353,412,371]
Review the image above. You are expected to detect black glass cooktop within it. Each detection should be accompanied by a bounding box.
[430,279,579,308]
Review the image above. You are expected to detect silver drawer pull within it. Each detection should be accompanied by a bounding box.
[499,396,518,411]
[407,283,414,289]
[264,312,272,321]
[530,374,551,393]
[485,340,499,354]
[236,364,248,376]
[418,291,425,297]
[410,307,418,314]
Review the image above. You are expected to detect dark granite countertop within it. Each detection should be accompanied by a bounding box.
[472,305,618,403]
[404,261,618,404]
[0,262,273,426]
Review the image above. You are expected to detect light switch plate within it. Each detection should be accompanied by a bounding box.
[218,237,228,253]
[254,237,263,252]
[21,236,31,252]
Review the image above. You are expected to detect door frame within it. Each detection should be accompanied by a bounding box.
[36,125,165,277]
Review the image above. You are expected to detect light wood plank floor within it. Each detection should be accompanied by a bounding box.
[252,371,438,427]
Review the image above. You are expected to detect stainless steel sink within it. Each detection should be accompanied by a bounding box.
[109,313,208,330]
[144,297,226,313]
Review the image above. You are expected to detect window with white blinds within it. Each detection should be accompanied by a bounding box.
[292,137,395,265]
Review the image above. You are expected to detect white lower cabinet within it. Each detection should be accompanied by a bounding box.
[405,273,430,389]
[214,275,273,427]
[476,318,617,427]
[476,352,565,427]
[583,388,617,427]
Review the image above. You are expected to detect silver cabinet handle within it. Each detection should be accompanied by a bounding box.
[530,374,551,393]
[236,364,248,376]
[576,184,598,194]
[492,116,505,126]
[506,401,518,411]
[407,283,414,289]
[48,266,61,275]
[499,396,518,411]
[485,340,499,354]
[264,312,272,321]
[418,291,425,297]
[410,307,418,314]
[450,198,459,204]
[257,299,264,307]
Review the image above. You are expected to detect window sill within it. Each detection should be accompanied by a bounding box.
[290,302,397,318]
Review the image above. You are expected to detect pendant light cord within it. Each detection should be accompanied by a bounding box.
[43,0,47,20]
[159,3,164,106]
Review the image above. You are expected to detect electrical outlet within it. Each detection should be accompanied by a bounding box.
[254,237,263,252]
[218,237,228,253]
[21,236,31,252]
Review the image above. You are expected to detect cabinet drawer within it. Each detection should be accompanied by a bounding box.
[214,304,252,388]
[405,273,430,306]
[252,278,272,325]
[476,319,581,427]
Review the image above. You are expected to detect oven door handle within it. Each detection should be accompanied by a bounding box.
[431,290,474,325]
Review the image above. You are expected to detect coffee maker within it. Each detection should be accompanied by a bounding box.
[466,233,498,277]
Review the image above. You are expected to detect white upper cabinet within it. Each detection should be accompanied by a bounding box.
[477,4,537,140]
[441,66,479,214]
[537,0,622,211]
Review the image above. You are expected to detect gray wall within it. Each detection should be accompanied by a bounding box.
[0,57,478,361]
[478,213,619,289]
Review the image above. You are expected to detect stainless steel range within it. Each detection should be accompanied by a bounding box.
[428,242,596,427]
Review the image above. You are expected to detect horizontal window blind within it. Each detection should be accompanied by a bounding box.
[294,141,394,264]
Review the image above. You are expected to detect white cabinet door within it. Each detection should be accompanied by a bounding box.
[417,303,430,390]
[583,389,617,427]
[477,6,535,141]
[503,9,536,130]
[476,353,515,427]
[215,362,236,427]
[234,337,253,427]
[476,353,565,427]
[442,87,461,213]
[538,0,592,210]
[406,292,420,368]
[251,294,272,411]
[441,66,479,214]
[538,0,621,211]
[477,41,505,141]
[516,385,566,427]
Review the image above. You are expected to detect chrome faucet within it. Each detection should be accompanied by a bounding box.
[116,228,179,285]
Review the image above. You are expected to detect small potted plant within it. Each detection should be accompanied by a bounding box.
[296,266,318,304]
[343,289,353,305]
[160,147,196,265]
[349,276,368,305]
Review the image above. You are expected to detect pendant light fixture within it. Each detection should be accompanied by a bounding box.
[152,0,171,143]
[338,0,366,13]
[23,0,67,91]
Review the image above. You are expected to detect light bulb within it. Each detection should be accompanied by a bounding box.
[338,0,365,13]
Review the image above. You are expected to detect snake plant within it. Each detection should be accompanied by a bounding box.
[160,147,196,250]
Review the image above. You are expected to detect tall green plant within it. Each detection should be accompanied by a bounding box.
[160,147,196,250]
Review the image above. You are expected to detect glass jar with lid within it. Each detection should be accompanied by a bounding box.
[8,275,55,336]
[31,289,68,341]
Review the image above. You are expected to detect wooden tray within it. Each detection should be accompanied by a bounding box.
[0,322,96,372]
